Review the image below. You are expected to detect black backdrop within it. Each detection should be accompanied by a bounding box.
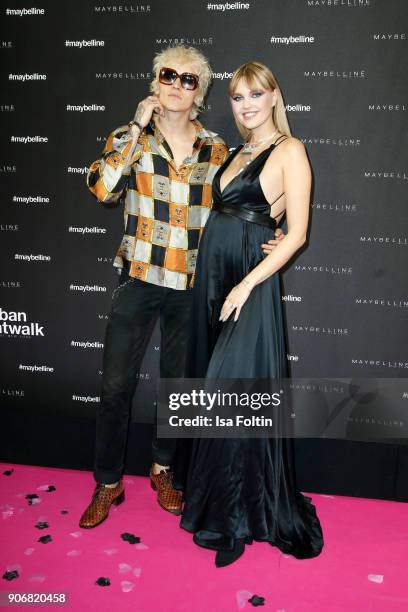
[1,0,407,500]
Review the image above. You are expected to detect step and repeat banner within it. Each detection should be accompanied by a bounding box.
[1,1,407,492]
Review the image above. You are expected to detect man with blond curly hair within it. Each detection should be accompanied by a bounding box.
[80,45,281,528]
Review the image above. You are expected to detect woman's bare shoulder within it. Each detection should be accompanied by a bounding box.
[277,135,305,152]
[265,136,305,170]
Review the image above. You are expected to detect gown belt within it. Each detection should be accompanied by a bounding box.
[212,201,277,230]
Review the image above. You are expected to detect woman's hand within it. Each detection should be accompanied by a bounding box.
[220,228,286,321]
[261,227,285,255]
[219,279,253,322]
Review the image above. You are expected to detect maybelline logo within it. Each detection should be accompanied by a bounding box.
[355,297,408,309]
[13,195,50,204]
[155,37,213,46]
[207,2,250,10]
[65,40,105,48]
[360,235,407,245]
[67,166,88,174]
[19,364,54,373]
[351,358,408,370]
[306,0,371,6]
[0,105,15,112]
[364,170,407,180]
[1,281,21,289]
[10,135,48,143]
[373,33,406,40]
[270,35,315,44]
[134,372,151,380]
[301,137,360,146]
[304,70,365,78]
[66,104,105,112]
[72,394,100,403]
[69,284,107,292]
[282,295,302,302]
[292,325,348,335]
[94,4,151,13]
[5,8,45,16]
[286,104,311,112]
[1,388,24,397]
[294,265,352,275]
[312,201,357,213]
[68,226,107,235]
[70,340,104,349]
[8,73,46,81]
[0,309,45,337]
[290,382,345,394]
[368,104,406,112]
[96,72,151,79]
[97,256,114,263]
[0,165,16,173]
[0,224,19,231]
[287,354,299,361]
[347,416,404,429]
[1,41,13,48]
[14,253,51,262]
[212,72,232,80]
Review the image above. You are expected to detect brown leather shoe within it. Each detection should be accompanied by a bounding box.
[79,480,125,528]
[149,467,182,515]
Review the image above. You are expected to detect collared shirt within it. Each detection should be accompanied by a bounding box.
[87,119,229,290]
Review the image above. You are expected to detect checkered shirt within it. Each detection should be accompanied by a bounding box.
[87,119,229,289]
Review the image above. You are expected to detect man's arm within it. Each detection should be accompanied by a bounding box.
[262,227,285,253]
[86,124,143,204]
[86,94,166,204]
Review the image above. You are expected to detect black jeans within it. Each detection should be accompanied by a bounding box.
[94,269,193,484]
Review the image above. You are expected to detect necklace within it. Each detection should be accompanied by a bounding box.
[230,129,279,180]
[241,129,278,155]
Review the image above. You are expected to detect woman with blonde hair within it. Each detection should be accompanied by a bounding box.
[175,61,324,567]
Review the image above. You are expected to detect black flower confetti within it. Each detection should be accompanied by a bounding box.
[120,532,140,545]
[248,595,265,607]
[35,521,49,530]
[25,494,39,505]
[46,485,56,492]
[38,535,52,544]
[95,577,110,587]
[60,510,69,515]
[3,570,19,581]
[3,469,14,476]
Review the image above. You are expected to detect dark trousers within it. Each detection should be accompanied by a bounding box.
[94,269,193,484]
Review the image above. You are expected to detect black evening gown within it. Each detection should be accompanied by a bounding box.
[173,136,324,559]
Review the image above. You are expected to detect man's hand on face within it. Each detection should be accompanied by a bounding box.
[261,227,285,254]
[130,96,165,139]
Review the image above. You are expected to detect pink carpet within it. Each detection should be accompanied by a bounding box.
[1,462,407,611]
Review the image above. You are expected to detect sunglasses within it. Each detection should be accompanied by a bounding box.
[159,67,199,91]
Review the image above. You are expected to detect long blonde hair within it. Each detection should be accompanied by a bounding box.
[229,61,292,140]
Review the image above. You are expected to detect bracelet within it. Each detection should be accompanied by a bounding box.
[128,119,143,132]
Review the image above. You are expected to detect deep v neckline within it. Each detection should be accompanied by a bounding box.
[219,142,275,196]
